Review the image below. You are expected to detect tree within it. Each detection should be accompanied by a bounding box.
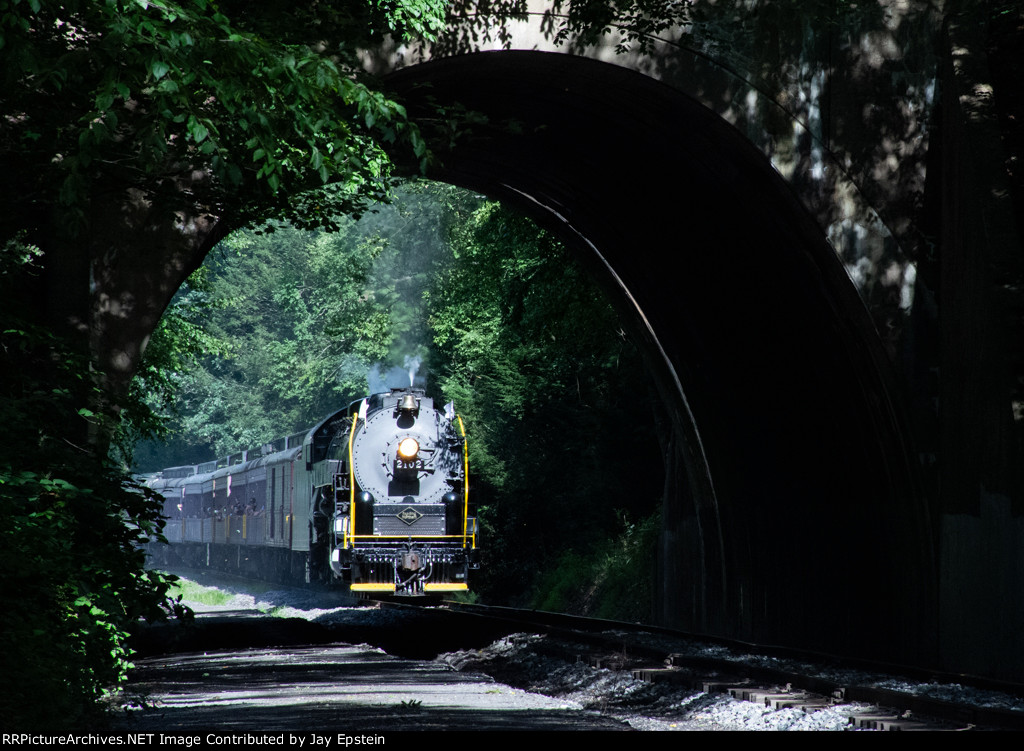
[130,221,395,467]
[0,0,447,434]
[130,182,477,471]
[0,239,189,729]
[426,201,664,607]
[126,188,664,619]
[3,0,876,725]
[0,0,448,728]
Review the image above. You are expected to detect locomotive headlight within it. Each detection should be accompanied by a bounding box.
[397,437,419,460]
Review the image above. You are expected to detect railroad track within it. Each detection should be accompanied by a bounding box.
[376,599,1024,731]
[149,573,1024,730]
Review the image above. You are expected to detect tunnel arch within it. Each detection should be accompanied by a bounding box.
[385,50,936,665]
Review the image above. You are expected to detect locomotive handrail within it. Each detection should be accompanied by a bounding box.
[347,534,469,539]
[457,414,470,548]
[150,390,478,595]
[346,413,358,549]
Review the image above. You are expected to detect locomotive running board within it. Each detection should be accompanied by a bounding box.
[423,583,469,592]
[350,583,397,592]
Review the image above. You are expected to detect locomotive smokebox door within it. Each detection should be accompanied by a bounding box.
[401,551,422,571]
[352,390,456,504]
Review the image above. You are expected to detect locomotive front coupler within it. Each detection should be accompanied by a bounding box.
[401,550,424,571]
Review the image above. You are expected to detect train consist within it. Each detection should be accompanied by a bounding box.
[145,387,479,594]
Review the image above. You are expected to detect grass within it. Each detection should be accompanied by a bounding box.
[164,578,238,607]
[529,508,661,621]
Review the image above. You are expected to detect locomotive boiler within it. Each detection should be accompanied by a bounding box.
[146,387,479,594]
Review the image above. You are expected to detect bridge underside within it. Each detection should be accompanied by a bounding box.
[388,51,937,666]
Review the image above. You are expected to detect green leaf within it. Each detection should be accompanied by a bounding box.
[188,117,209,143]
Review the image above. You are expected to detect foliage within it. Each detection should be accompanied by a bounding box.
[164,577,235,608]
[112,266,231,465]
[132,221,385,466]
[132,182,480,470]
[0,2,678,725]
[425,200,664,605]
[0,243,186,730]
[130,189,664,618]
[531,509,659,620]
[0,0,448,240]
[543,0,694,52]
[588,508,660,620]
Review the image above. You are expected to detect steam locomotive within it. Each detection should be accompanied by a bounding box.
[145,387,479,594]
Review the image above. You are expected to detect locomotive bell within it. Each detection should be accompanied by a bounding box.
[398,393,418,413]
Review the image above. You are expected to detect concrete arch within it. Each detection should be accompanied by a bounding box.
[365,4,928,358]
[384,50,935,665]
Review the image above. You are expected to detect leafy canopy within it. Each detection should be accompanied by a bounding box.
[0,0,446,239]
[131,183,474,469]
[425,200,664,602]
[0,241,188,730]
[0,0,450,728]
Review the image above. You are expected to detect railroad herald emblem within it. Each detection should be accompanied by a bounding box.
[396,507,422,525]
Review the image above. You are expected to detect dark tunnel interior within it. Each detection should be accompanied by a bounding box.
[386,50,937,665]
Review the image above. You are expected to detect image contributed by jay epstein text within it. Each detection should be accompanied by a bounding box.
[2,735,385,747]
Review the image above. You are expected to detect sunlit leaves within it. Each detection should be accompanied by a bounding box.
[130,183,467,469]
[0,457,180,726]
[0,0,437,239]
[369,0,448,40]
[542,0,693,51]
[132,220,389,463]
[0,313,183,728]
[425,200,663,602]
